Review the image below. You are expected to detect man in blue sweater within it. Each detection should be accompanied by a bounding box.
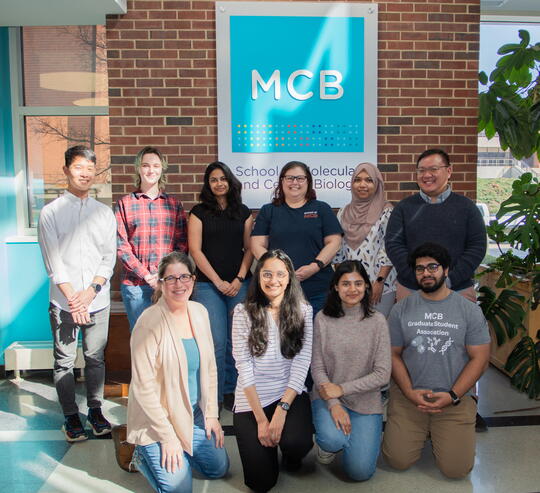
[385,149,486,303]
[385,149,488,432]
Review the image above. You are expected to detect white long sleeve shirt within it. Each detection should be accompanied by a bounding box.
[38,191,117,313]
[232,302,313,413]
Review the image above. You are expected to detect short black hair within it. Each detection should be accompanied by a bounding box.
[323,260,373,319]
[65,145,96,167]
[416,148,450,168]
[408,242,451,270]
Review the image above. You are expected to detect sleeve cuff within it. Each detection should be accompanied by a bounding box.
[53,272,70,285]
[95,266,114,280]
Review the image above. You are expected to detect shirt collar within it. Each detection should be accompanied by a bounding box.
[63,190,90,205]
[134,189,167,200]
[419,184,452,204]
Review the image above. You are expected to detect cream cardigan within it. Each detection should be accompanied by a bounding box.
[127,297,218,455]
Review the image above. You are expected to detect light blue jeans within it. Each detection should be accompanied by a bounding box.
[121,284,154,331]
[192,281,249,401]
[312,398,382,481]
[133,408,229,493]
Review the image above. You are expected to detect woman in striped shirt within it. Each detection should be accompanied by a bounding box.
[232,249,313,492]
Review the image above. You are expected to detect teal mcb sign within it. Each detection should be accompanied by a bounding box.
[230,15,365,154]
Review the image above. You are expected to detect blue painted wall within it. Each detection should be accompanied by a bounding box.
[0,28,51,365]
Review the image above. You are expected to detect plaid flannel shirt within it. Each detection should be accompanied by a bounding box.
[115,191,188,285]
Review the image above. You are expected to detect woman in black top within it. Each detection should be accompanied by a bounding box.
[189,161,254,408]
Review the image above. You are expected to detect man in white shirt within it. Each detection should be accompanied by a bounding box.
[38,145,116,442]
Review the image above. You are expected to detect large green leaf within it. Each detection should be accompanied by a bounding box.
[479,29,540,159]
[477,286,525,345]
[505,336,540,399]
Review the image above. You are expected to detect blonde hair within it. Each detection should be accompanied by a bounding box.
[133,146,168,190]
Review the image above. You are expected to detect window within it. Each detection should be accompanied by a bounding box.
[10,26,110,232]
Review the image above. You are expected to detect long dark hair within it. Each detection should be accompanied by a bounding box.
[199,161,243,219]
[272,161,316,206]
[245,250,306,358]
[323,260,374,318]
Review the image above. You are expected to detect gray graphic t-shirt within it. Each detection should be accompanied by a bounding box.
[388,291,490,393]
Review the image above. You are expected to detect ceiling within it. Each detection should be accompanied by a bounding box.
[481,0,540,18]
[0,0,126,26]
[0,0,537,27]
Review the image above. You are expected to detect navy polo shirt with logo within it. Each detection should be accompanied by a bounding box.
[252,200,342,299]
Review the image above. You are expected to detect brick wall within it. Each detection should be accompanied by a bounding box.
[106,0,480,208]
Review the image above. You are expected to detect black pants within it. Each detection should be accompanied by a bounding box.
[234,392,313,492]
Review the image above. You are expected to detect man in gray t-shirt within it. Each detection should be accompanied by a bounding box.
[382,242,490,479]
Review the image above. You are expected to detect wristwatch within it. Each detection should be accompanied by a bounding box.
[314,259,325,271]
[277,401,290,411]
[236,275,245,282]
[448,390,461,406]
[91,283,102,294]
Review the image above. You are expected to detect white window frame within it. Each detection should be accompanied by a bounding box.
[9,27,108,236]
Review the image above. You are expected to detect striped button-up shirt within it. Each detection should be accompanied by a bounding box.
[115,191,188,286]
[232,302,313,412]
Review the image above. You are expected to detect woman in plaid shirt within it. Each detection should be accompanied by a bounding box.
[115,146,188,330]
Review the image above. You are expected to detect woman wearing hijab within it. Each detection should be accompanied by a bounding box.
[334,163,396,317]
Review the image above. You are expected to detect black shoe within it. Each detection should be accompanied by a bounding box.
[62,413,88,442]
[223,393,235,412]
[87,407,112,436]
[475,413,488,432]
[282,454,302,472]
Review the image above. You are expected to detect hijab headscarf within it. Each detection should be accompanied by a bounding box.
[340,162,392,250]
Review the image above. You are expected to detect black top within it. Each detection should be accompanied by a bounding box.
[190,203,252,283]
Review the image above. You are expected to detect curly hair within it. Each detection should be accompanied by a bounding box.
[198,161,244,219]
[323,260,374,319]
[244,250,306,358]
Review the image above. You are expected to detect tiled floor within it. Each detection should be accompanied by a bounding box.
[1,366,539,493]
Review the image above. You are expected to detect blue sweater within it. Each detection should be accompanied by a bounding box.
[385,192,486,291]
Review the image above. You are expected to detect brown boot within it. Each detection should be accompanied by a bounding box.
[112,424,137,472]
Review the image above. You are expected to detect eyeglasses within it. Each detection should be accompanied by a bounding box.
[161,274,194,284]
[261,271,288,280]
[414,263,441,274]
[209,176,228,184]
[282,175,307,183]
[416,166,449,175]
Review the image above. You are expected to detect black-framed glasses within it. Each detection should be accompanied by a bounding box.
[160,274,194,284]
[282,175,307,183]
[415,263,441,274]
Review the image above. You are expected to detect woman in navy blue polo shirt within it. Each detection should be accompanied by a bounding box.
[251,161,342,317]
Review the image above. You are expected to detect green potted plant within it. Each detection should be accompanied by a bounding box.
[478,29,540,161]
[477,172,540,398]
[476,28,540,399]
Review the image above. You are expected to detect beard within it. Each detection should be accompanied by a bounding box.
[418,274,446,293]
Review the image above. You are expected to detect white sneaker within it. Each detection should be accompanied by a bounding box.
[317,445,337,464]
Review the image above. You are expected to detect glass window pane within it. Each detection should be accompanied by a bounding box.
[25,115,111,228]
[22,26,108,107]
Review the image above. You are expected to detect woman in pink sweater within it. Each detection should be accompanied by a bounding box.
[311,260,391,481]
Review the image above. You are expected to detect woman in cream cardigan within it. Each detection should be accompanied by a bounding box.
[127,251,229,492]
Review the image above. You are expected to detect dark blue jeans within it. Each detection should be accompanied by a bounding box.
[192,281,249,402]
